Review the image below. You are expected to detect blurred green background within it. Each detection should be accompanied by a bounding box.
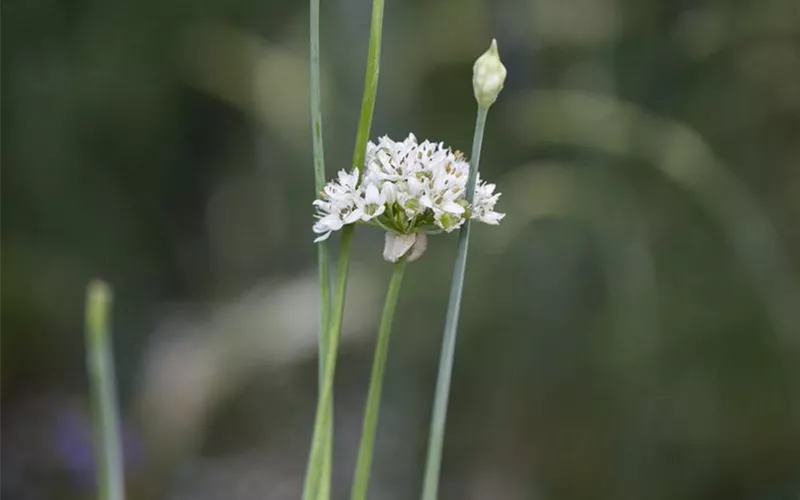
[3,0,800,498]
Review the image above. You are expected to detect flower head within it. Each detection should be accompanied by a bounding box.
[313,134,505,261]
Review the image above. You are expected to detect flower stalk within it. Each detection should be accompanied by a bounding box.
[350,259,407,500]
[302,0,386,497]
[309,0,333,495]
[352,0,386,172]
[84,280,126,500]
[420,39,506,500]
[302,229,354,500]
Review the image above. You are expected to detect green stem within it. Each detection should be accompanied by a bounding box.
[310,0,326,196]
[302,0,386,496]
[420,106,490,500]
[351,0,385,170]
[309,0,333,495]
[84,280,126,500]
[350,260,407,500]
[303,226,354,500]
[310,0,330,332]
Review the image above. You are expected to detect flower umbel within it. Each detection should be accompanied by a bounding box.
[312,134,504,261]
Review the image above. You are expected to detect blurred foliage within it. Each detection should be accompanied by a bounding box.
[2,0,800,499]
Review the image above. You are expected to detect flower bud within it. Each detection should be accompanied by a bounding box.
[472,39,507,108]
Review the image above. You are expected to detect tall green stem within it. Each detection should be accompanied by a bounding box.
[309,0,333,495]
[310,0,330,362]
[302,0,386,497]
[303,227,353,500]
[84,280,126,500]
[351,0,385,171]
[350,260,406,500]
[420,106,490,500]
[302,0,386,496]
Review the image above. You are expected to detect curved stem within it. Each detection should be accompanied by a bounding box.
[85,280,126,500]
[350,260,407,500]
[420,106,489,500]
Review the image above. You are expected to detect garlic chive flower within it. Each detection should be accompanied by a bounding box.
[312,133,504,262]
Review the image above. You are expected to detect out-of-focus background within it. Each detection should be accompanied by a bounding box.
[3,0,800,498]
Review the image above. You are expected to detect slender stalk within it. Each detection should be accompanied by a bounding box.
[420,106,490,500]
[350,260,407,500]
[302,0,386,497]
[310,0,330,372]
[84,280,126,500]
[303,227,354,500]
[351,0,385,171]
[309,0,333,495]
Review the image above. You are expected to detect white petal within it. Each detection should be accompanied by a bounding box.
[442,201,465,214]
[338,168,359,188]
[365,184,382,204]
[314,231,332,242]
[323,184,338,198]
[367,204,386,221]
[408,177,424,196]
[381,182,397,203]
[478,211,505,224]
[343,209,362,224]
[313,199,331,211]
[321,213,344,230]
[383,232,416,262]
[419,194,434,209]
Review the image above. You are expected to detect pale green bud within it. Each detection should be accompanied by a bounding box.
[472,39,507,108]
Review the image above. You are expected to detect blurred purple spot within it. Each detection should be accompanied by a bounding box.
[53,408,142,488]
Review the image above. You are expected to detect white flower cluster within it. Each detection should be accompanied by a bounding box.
[313,134,504,261]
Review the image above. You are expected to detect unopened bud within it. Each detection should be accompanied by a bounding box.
[472,39,507,108]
